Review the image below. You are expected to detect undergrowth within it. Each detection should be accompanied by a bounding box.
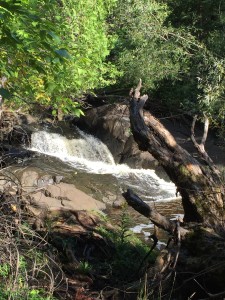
[0,174,65,300]
[0,172,157,299]
[97,209,157,285]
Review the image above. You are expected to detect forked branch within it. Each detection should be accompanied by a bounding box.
[191,115,220,176]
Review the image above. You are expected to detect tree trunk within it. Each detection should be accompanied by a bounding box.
[129,80,224,232]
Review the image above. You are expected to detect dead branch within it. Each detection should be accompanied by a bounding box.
[191,115,221,177]
[122,189,188,237]
[134,78,142,99]
[172,220,181,270]
[138,234,158,274]
[201,116,209,147]
[122,189,174,233]
[199,289,225,300]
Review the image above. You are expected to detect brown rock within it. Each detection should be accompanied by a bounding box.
[31,182,106,212]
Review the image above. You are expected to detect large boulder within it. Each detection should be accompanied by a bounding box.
[30,182,106,212]
[77,104,157,169]
[77,103,225,170]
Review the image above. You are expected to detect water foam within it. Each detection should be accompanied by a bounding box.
[30,129,177,200]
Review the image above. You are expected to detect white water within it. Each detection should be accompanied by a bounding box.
[30,129,177,201]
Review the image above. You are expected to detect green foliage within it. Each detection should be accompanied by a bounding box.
[1,0,225,125]
[98,209,156,284]
[164,0,225,123]
[76,261,93,275]
[0,256,56,300]
[0,263,10,278]
[0,0,118,116]
[112,0,225,128]
[0,189,59,300]
[112,0,191,91]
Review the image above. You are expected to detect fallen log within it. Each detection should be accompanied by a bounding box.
[129,80,225,232]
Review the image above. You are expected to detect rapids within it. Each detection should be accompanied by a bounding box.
[30,127,177,201]
[29,127,183,241]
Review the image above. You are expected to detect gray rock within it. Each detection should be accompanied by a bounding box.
[31,182,106,212]
[53,175,64,184]
[112,199,126,209]
[77,104,155,169]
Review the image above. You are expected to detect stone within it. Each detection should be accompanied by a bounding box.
[112,199,126,209]
[20,168,55,192]
[30,182,106,212]
[13,167,106,213]
[21,169,39,192]
[37,175,54,188]
[53,175,64,184]
[77,104,155,169]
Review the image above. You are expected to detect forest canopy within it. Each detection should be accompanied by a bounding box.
[0,0,225,127]
[0,0,118,116]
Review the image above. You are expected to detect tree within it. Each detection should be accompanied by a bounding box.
[122,81,225,298]
[127,80,224,228]
[112,0,225,131]
[164,0,225,127]
[112,0,189,91]
[0,0,118,116]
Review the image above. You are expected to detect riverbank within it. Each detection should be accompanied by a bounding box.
[0,104,225,299]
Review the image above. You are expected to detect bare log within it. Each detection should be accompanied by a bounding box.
[129,81,225,230]
[123,189,174,233]
[122,189,188,237]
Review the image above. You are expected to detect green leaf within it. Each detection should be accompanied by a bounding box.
[46,82,56,92]
[52,57,60,64]
[47,31,61,43]
[0,88,11,99]
[54,48,72,59]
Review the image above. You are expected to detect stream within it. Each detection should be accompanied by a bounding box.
[28,126,183,243]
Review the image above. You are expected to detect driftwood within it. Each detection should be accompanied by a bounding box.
[129,80,225,232]
[122,188,188,237]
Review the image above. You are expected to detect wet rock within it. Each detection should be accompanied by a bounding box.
[76,103,225,171]
[53,175,64,184]
[15,167,106,213]
[102,191,117,204]
[18,113,38,125]
[112,199,126,209]
[76,104,156,169]
[0,144,34,168]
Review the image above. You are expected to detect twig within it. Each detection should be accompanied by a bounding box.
[138,233,158,274]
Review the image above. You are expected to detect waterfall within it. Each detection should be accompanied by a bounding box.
[30,128,177,201]
[31,129,115,170]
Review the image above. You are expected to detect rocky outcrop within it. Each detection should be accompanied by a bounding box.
[77,104,157,169]
[29,182,106,213]
[77,103,225,170]
[0,167,106,215]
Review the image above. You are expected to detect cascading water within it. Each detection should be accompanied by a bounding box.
[30,128,177,201]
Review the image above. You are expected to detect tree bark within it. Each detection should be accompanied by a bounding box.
[129,80,224,231]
